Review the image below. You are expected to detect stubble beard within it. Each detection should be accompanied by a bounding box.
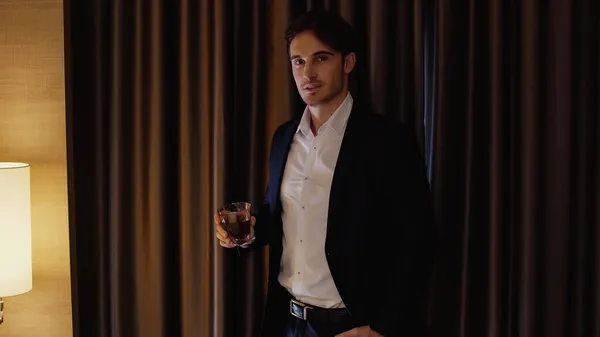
[304,74,345,107]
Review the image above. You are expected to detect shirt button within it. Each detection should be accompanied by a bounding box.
[304,177,308,180]
[313,147,316,150]
[301,206,305,209]
[300,240,303,243]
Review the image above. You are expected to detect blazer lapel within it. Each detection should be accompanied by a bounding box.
[326,105,365,243]
[268,105,366,240]
[268,118,299,217]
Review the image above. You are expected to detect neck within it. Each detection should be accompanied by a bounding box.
[308,89,348,135]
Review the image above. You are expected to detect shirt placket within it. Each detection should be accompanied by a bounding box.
[293,133,319,294]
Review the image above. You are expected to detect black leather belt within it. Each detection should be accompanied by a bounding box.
[289,298,353,324]
[290,298,314,320]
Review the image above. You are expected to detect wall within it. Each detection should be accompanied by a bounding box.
[0,0,72,336]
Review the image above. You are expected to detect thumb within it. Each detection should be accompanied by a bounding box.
[250,216,256,226]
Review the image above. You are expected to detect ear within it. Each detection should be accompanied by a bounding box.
[343,52,356,74]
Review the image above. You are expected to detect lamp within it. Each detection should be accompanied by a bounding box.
[0,162,33,325]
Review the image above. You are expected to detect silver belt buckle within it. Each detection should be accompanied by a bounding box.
[290,299,312,320]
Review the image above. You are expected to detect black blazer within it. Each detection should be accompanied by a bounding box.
[253,103,436,337]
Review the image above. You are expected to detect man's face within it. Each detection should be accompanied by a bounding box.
[289,31,353,106]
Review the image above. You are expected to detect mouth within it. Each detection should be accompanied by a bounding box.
[302,83,322,93]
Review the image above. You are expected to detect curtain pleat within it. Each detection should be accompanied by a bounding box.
[429,1,600,337]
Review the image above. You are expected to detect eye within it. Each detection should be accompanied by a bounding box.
[315,55,328,62]
[293,59,305,66]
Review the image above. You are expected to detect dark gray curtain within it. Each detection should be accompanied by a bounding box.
[428,1,600,337]
[63,1,427,337]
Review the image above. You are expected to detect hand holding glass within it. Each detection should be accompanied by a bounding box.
[215,202,255,247]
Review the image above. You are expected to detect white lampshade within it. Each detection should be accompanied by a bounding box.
[0,162,32,297]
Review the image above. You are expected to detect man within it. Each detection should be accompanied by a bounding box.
[215,10,436,337]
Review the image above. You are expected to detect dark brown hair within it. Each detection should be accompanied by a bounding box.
[285,10,356,56]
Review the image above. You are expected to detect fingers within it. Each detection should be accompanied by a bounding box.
[219,240,236,248]
[214,214,227,235]
[214,214,233,247]
[216,228,231,243]
[215,222,228,238]
[335,329,353,337]
[250,216,256,226]
[217,232,233,247]
[335,326,370,337]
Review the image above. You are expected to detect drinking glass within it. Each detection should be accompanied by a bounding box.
[216,202,254,246]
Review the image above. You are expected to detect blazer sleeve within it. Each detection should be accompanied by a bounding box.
[251,182,271,247]
[369,122,437,336]
[248,123,286,248]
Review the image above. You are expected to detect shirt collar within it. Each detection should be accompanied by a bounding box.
[297,93,354,136]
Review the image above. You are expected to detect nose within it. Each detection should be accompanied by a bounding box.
[302,62,317,81]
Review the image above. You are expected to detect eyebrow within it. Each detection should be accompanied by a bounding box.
[290,50,335,60]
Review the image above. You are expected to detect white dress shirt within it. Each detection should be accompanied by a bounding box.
[278,93,353,309]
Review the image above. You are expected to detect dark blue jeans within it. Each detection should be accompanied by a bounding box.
[283,313,357,337]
